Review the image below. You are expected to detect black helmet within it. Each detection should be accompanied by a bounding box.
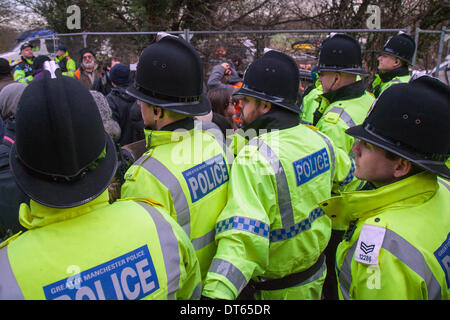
[233,50,300,114]
[10,66,117,208]
[318,33,368,76]
[127,34,211,116]
[378,32,415,65]
[346,76,450,180]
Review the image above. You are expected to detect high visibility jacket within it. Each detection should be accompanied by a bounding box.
[13,57,34,84]
[0,190,201,300]
[121,118,230,280]
[314,81,375,156]
[55,52,77,78]
[202,123,361,300]
[371,67,411,98]
[321,172,450,300]
[300,81,322,125]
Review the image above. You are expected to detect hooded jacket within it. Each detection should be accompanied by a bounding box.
[106,86,144,146]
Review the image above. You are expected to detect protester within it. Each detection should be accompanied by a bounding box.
[31,55,51,81]
[75,48,102,89]
[92,57,120,96]
[106,63,143,146]
[0,58,14,91]
[0,82,30,239]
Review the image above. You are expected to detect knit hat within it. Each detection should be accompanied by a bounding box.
[0,58,11,75]
[0,82,28,121]
[110,64,130,86]
[79,47,96,58]
[90,90,121,141]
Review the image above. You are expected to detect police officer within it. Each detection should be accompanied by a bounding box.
[314,33,375,155]
[13,42,34,84]
[313,33,375,300]
[201,50,360,300]
[322,76,450,300]
[0,63,201,300]
[54,44,77,78]
[121,34,230,280]
[300,66,322,125]
[372,32,416,97]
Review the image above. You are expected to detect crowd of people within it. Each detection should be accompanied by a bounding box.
[0,31,448,301]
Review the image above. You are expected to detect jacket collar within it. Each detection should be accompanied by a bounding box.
[321,80,366,105]
[243,107,299,135]
[56,52,69,61]
[320,171,438,227]
[19,190,110,230]
[144,117,195,149]
[378,66,410,83]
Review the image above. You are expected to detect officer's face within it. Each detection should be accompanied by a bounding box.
[56,50,65,57]
[240,96,266,126]
[21,47,33,59]
[377,54,399,72]
[352,140,399,187]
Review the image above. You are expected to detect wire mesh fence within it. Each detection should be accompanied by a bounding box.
[42,27,449,91]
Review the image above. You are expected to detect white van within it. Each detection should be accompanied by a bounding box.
[0,37,56,66]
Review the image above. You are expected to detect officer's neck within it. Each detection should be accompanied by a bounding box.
[156,117,194,131]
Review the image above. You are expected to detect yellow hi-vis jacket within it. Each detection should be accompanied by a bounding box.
[0,190,201,300]
[121,119,230,280]
[314,81,375,157]
[321,172,450,300]
[202,124,361,300]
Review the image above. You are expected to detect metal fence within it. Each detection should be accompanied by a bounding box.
[40,27,449,88]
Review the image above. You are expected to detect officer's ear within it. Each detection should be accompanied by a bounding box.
[392,157,412,179]
[259,100,272,114]
[152,106,164,120]
[393,58,402,68]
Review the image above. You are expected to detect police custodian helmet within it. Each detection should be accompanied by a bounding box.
[346,76,450,180]
[318,33,368,76]
[127,33,211,116]
[10,62,118,208]
[233,50,300,114]
[378,32,416,65]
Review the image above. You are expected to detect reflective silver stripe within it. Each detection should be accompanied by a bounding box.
[195,120,232,163]
[208,258,247,293]
[310,130,336,183]
[191,229,215,251]
[141,157,191,237]
[338,241,357,300]
[248,138,295,228]
[339,229,442,300]
[0,246,24,299]
[137,202,181,300]
[190,283,202,299]
[326,106,356,128]
[382,229,442,300]
[438,178,450,191]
